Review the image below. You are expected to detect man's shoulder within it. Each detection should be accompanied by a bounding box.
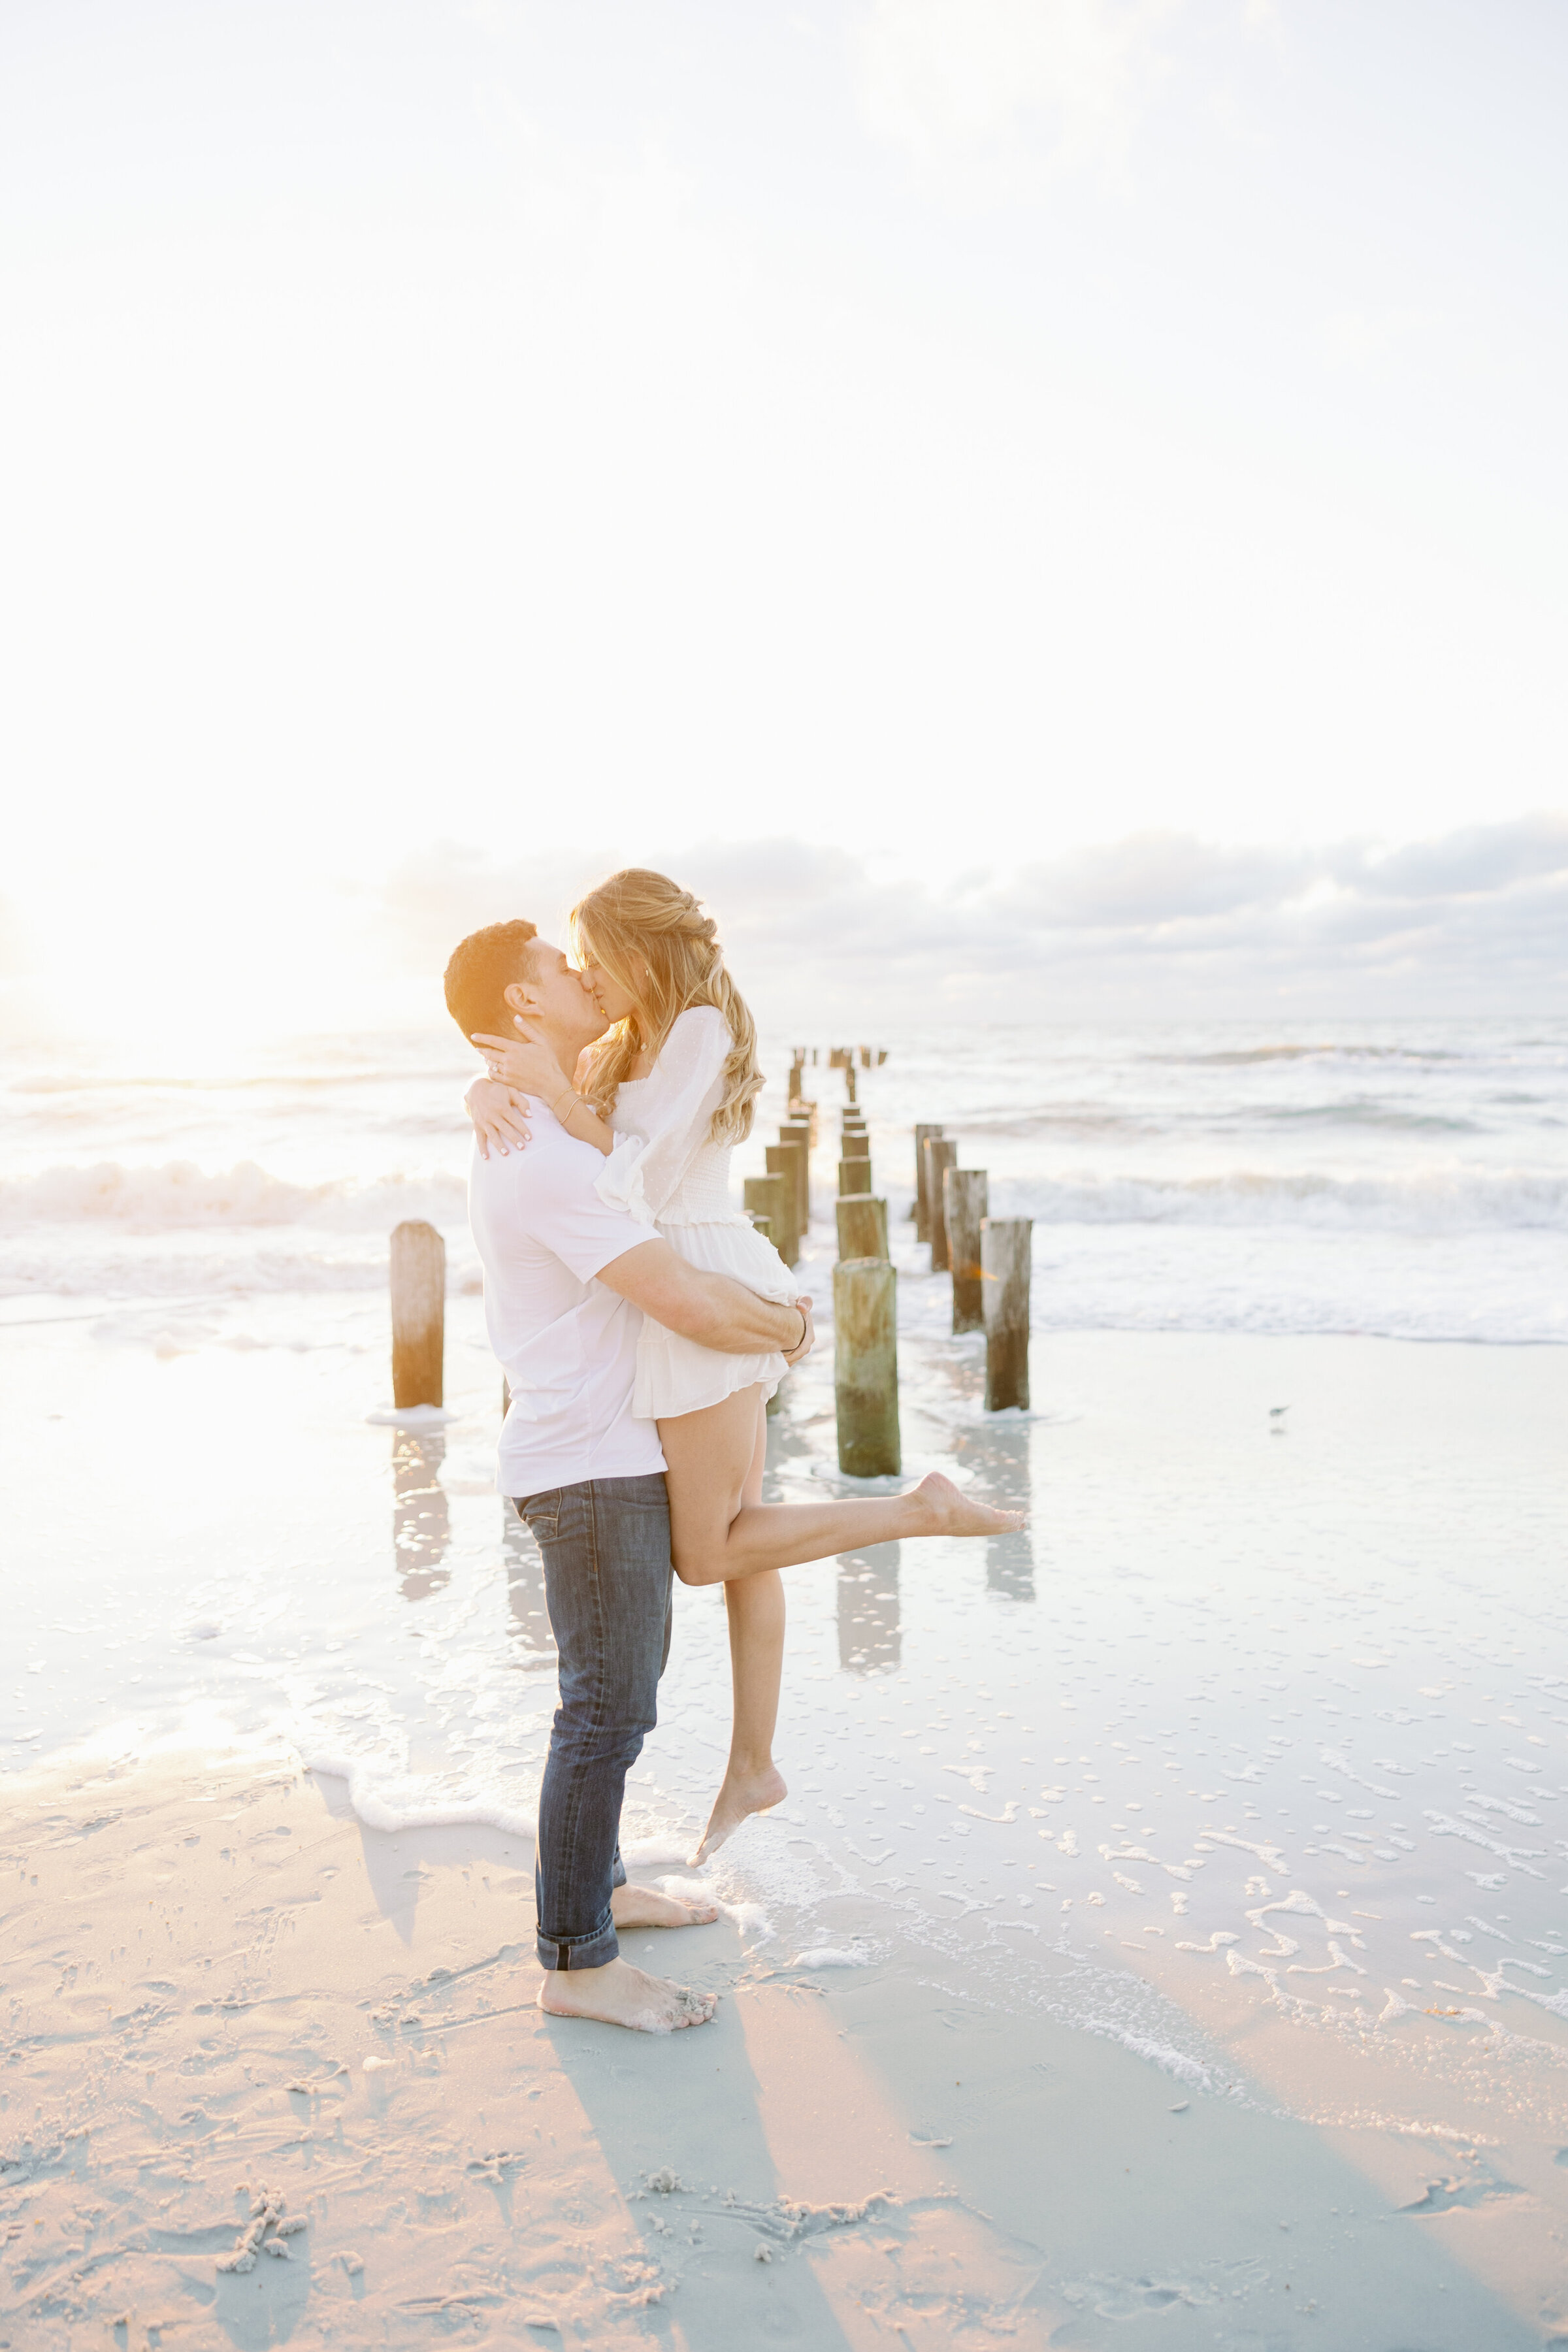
[470,1124,598,1209]
[468,1130,655,1257]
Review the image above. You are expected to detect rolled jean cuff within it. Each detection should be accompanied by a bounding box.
[536,1908,619,1972]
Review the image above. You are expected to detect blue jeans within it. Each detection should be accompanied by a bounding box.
[513,1475,674,1971]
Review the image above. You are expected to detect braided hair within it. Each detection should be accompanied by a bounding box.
[569,870,763,1143]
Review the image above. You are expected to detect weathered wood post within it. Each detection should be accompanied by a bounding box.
[391,1220,446,1407]
[836,1194,890,1263]
[764,1143,802,1264]
[834,1257,900,1476]
[845,1064,858,1104]
[839,1156,873,1197]
[744,1173,788,1258]
[944,1169,990,1333]
[981,1217,1032,1410]
[913,1124,944,1239]
[924,1137,957,1271]
[841,1128,870,1160]
[781,1117,813,1224]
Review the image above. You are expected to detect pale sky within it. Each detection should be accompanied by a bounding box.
[3,0,1565,1037]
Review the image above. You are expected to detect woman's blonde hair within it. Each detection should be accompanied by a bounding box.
[570,870,762,1143]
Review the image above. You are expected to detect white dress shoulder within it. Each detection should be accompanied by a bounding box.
[595,1006,795,1420]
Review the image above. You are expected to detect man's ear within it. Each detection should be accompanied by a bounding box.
[501,979,537,1020]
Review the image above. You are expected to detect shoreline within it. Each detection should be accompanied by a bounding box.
[5,1316,1568,2342]
[1,1740,1550,2350]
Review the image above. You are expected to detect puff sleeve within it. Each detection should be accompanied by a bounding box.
[595,1007,731,1224]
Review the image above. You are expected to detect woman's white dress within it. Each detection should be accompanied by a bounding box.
[595,1006,796,1420]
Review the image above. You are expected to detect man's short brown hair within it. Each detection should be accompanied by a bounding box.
[442,920,539,1043]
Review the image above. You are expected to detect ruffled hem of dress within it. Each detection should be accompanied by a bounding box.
[632,1350,787,1420]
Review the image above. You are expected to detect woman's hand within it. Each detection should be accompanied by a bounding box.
[470,1026,566,1103]
[464,1077,532,1160]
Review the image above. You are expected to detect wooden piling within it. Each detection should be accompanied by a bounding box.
[839,1156,873,1197]
[981,1218,1032,1411]
[913,1124,944,1241]
[781,1117,813,1222]
[764,1143,802,1264]
[743,1174,788,1259]
[834,1257,900,1477]
[841,1129,870,1160]
[845,1064,858,1104]
[836,1194,889,1262]
[944,1169,989,1333]
[924,1137,957,1271]
[391,1220,446,1408]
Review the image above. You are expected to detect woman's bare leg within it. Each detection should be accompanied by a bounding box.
[687,1391,787,1864]
[659,1386,1023,1591]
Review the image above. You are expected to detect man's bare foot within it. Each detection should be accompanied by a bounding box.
[907,1471,1026,1537]
[689,1762,787,1866]
[537,1955,717,2033]
[612,1881,720,1929]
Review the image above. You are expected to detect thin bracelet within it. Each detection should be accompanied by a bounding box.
[552,1086,581,1124]
[790,1307,808,1352]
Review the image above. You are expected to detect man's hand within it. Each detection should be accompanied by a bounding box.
[783,1297,815,1365]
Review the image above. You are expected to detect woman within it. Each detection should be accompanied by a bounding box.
[466,869,1021,1863]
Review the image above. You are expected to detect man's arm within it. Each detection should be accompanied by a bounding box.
[596,1239,813,1362]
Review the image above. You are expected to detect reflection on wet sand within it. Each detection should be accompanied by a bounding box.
[979,1419,1035,1602]
[503,1501,555,1663]
[391,1429,450,1601]
[837,1544,901,1673]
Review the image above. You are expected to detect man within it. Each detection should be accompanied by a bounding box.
[444,919,814,2035]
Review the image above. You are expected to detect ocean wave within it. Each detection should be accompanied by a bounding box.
[994,1167,1567,1232]
[1140,1044,1467,1067]
[0,1159,468,1231]
[9,1065,467,1096]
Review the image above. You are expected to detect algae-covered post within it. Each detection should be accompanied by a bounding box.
[913,1124,944,1239]
[743,1173,788,1257]
[924,1137,958,1272]
[781,1117,813,1219]
[764,1144,802,1265]
[391,1220,446,1408]
[981,1217,1032,1411]
[836,1194,890,1263]
[834,1257,900,1476]
[945,1169,990,1334]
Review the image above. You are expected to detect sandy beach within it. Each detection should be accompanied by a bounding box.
[5,1725,1560,2351]
[5,1241,1567,2345]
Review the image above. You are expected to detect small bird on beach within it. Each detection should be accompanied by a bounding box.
[1269,1406,1289,1418]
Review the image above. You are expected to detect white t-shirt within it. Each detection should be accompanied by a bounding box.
[467,1115,666,1499]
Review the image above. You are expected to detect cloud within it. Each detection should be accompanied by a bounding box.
[365,815,1568,1024]
[856,0,1184,178]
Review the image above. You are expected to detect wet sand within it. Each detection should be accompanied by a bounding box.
[4,1264,1568,2344]
[1,1735,1558,2348]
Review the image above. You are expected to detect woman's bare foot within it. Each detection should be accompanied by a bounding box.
[689,1761,788,1866]
[907,1471,1026,1537]
[538,1955,717,2033]
[612,1882,720,1929]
